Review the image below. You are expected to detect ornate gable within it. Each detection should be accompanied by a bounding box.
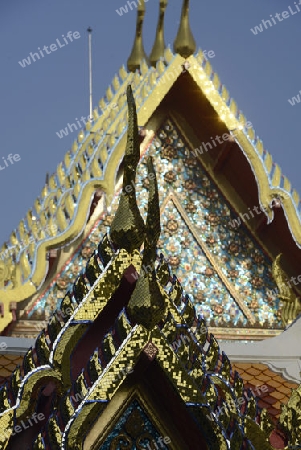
[0,88,299,450]
[1,1,301,338]
[23,114,290,340]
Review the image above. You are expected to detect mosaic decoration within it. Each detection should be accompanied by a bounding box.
[29,118,283,329]
[0,84,298,450]
[101,399,168,450]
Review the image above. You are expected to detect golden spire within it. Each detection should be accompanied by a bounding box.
[149,0,168,67]
[127,0,149,72]
[173,0,196,58]
[141,156,160,268]
[109,85,145,252]
[127,157,166,330]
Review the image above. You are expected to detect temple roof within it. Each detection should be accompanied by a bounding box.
[232,363,298,420]
[0,84,300,450]
[12,114,293,338]
[1,50,301,329]
[1,1,301,334]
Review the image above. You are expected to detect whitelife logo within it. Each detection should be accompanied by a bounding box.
[55,103,118,139]
[55,114,92,139]
[1,412,45,441]
[288,89,301,106]
[18,31,81,68]
[250,1,301,35]
[0,153,21,173]
[207,385,268,422]
[0,224,57,261]
[116,0,151,16]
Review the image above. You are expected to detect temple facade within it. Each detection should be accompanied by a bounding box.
[0,1,300,448]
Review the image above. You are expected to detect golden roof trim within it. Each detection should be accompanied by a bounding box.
[187,53,301,247]
[0,58,160,322]
[2,46,301,331]
[0,231,296,449]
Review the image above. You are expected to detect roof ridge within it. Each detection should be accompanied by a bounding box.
[0,88,298,449]
[188,51,301,243]
[0,52,175,316]
[1,44,301,329]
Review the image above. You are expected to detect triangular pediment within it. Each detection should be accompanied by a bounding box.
[23,117,284,339]
[0,88,298,450]
[1,50,301,337]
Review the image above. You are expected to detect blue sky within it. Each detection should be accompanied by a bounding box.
[0,0,300,245]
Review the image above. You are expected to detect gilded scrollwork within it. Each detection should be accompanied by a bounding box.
[272,254,301,326]
[110,434,132,450]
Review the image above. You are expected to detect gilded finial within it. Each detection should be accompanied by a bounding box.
[127,0,149,72]
[149,0,168,67]
[110,86,145,252]
[173,0,196,58]
[127,156,165,330]
[141,156,160,269]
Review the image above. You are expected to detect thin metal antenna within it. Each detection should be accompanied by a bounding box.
[87,27,93,122]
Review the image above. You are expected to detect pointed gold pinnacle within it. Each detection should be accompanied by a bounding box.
[127,0,149,72]
[109,86,145,252]
[173,0,196,58]
[149,0,168,67]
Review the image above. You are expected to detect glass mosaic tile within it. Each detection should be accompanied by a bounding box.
[29,118,281,328]
[100,398,168,450]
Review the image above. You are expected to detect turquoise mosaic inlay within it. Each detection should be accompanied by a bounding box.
[100,399,168,450]
[29,118,282,328]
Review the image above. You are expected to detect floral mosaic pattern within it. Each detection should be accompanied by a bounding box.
[100,399,167,450]
[29,118,282,328]
[156,199,242,326]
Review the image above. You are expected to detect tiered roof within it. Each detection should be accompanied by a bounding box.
[0,4,300,447]
[0,88,299,449]
[1,0,301,335]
